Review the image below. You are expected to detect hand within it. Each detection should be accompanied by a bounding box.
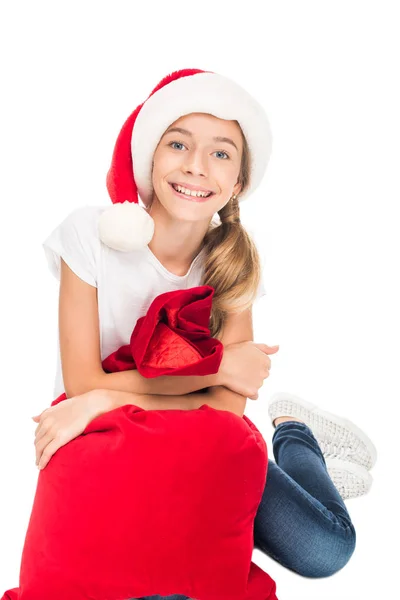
[32,390,107,470]
[218,341,280,400]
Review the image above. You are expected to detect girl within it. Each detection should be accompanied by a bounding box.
[36,69,377,599]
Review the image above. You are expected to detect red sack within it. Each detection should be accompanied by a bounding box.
[100,285,225,378]
[2,286,278,600]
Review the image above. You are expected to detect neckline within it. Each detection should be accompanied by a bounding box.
[145,244,205,282]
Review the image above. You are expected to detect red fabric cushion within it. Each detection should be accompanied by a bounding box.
[2,286,278,600]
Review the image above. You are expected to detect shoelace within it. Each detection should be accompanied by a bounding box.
[319,439,354,460]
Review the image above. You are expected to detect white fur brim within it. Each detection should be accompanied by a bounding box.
[131,72,273,206]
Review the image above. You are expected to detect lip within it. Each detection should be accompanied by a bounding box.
[169,182,214,203]
[170,181,215,194]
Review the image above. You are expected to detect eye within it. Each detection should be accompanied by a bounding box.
[214,150,230,160]
[169,141,186,151]
[168,141,230,160]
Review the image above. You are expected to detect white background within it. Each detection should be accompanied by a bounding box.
[0,1,398,598]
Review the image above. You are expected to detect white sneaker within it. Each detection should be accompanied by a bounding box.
[325,457,373,500]
[268,392,377,470]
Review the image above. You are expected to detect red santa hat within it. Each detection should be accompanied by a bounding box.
[98,68,273,252]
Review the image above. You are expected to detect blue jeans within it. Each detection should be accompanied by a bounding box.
[133,421,357,599]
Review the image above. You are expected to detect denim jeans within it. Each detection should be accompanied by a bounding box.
[132,421,357,599]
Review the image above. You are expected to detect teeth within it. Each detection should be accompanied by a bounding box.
[173,184,211,198]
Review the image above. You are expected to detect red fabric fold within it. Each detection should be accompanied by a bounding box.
[102,285,224,377]
[2,286,278,600]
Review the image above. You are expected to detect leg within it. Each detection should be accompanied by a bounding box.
[253,421,357,578]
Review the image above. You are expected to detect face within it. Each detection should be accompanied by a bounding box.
[149,112,244,222]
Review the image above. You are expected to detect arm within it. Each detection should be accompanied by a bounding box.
[196,305,257,418]
[59,258,252,417]
[95,386,245,418]
[92,369,221,397]
[90,305,256,408]
[59,258,222,398]
[95,307,256,419]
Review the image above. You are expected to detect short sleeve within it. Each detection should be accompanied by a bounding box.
[42,206,101,287]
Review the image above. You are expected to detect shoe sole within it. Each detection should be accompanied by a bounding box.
[268,392,377,470]
[325,457,373,500]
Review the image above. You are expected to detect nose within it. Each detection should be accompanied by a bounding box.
[183,149,208,178]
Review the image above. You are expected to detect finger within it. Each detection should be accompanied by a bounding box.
[38,438,61,470]
[32,408,51,423]
[253,343,280,354]
[32,409,47,422]
[34,414,55,440]
[34,424,50,447]
[36,431,55,466]
[34,417,46,435]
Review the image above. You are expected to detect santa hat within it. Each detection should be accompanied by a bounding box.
[98,68,273,252]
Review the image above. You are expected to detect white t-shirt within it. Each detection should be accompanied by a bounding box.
[42,205,266,398]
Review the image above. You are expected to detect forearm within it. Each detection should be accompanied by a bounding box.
[95,386,245,418]
[88,369,221,398]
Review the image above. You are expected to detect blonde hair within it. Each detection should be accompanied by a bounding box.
[201,125,262,339]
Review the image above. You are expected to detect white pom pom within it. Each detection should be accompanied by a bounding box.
[98,201,155,252]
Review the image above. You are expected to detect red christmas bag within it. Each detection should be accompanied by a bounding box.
[2,286,277,600]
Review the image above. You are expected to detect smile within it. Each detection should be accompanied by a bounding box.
[169,183,214,202]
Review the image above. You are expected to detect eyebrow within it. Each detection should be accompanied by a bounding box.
[164,127,239,152]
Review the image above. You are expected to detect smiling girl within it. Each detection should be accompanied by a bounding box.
[36,69,376,598]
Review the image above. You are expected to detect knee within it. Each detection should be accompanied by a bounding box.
[295,527,356,578]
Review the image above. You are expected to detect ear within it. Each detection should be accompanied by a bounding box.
[233,180,242,198]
